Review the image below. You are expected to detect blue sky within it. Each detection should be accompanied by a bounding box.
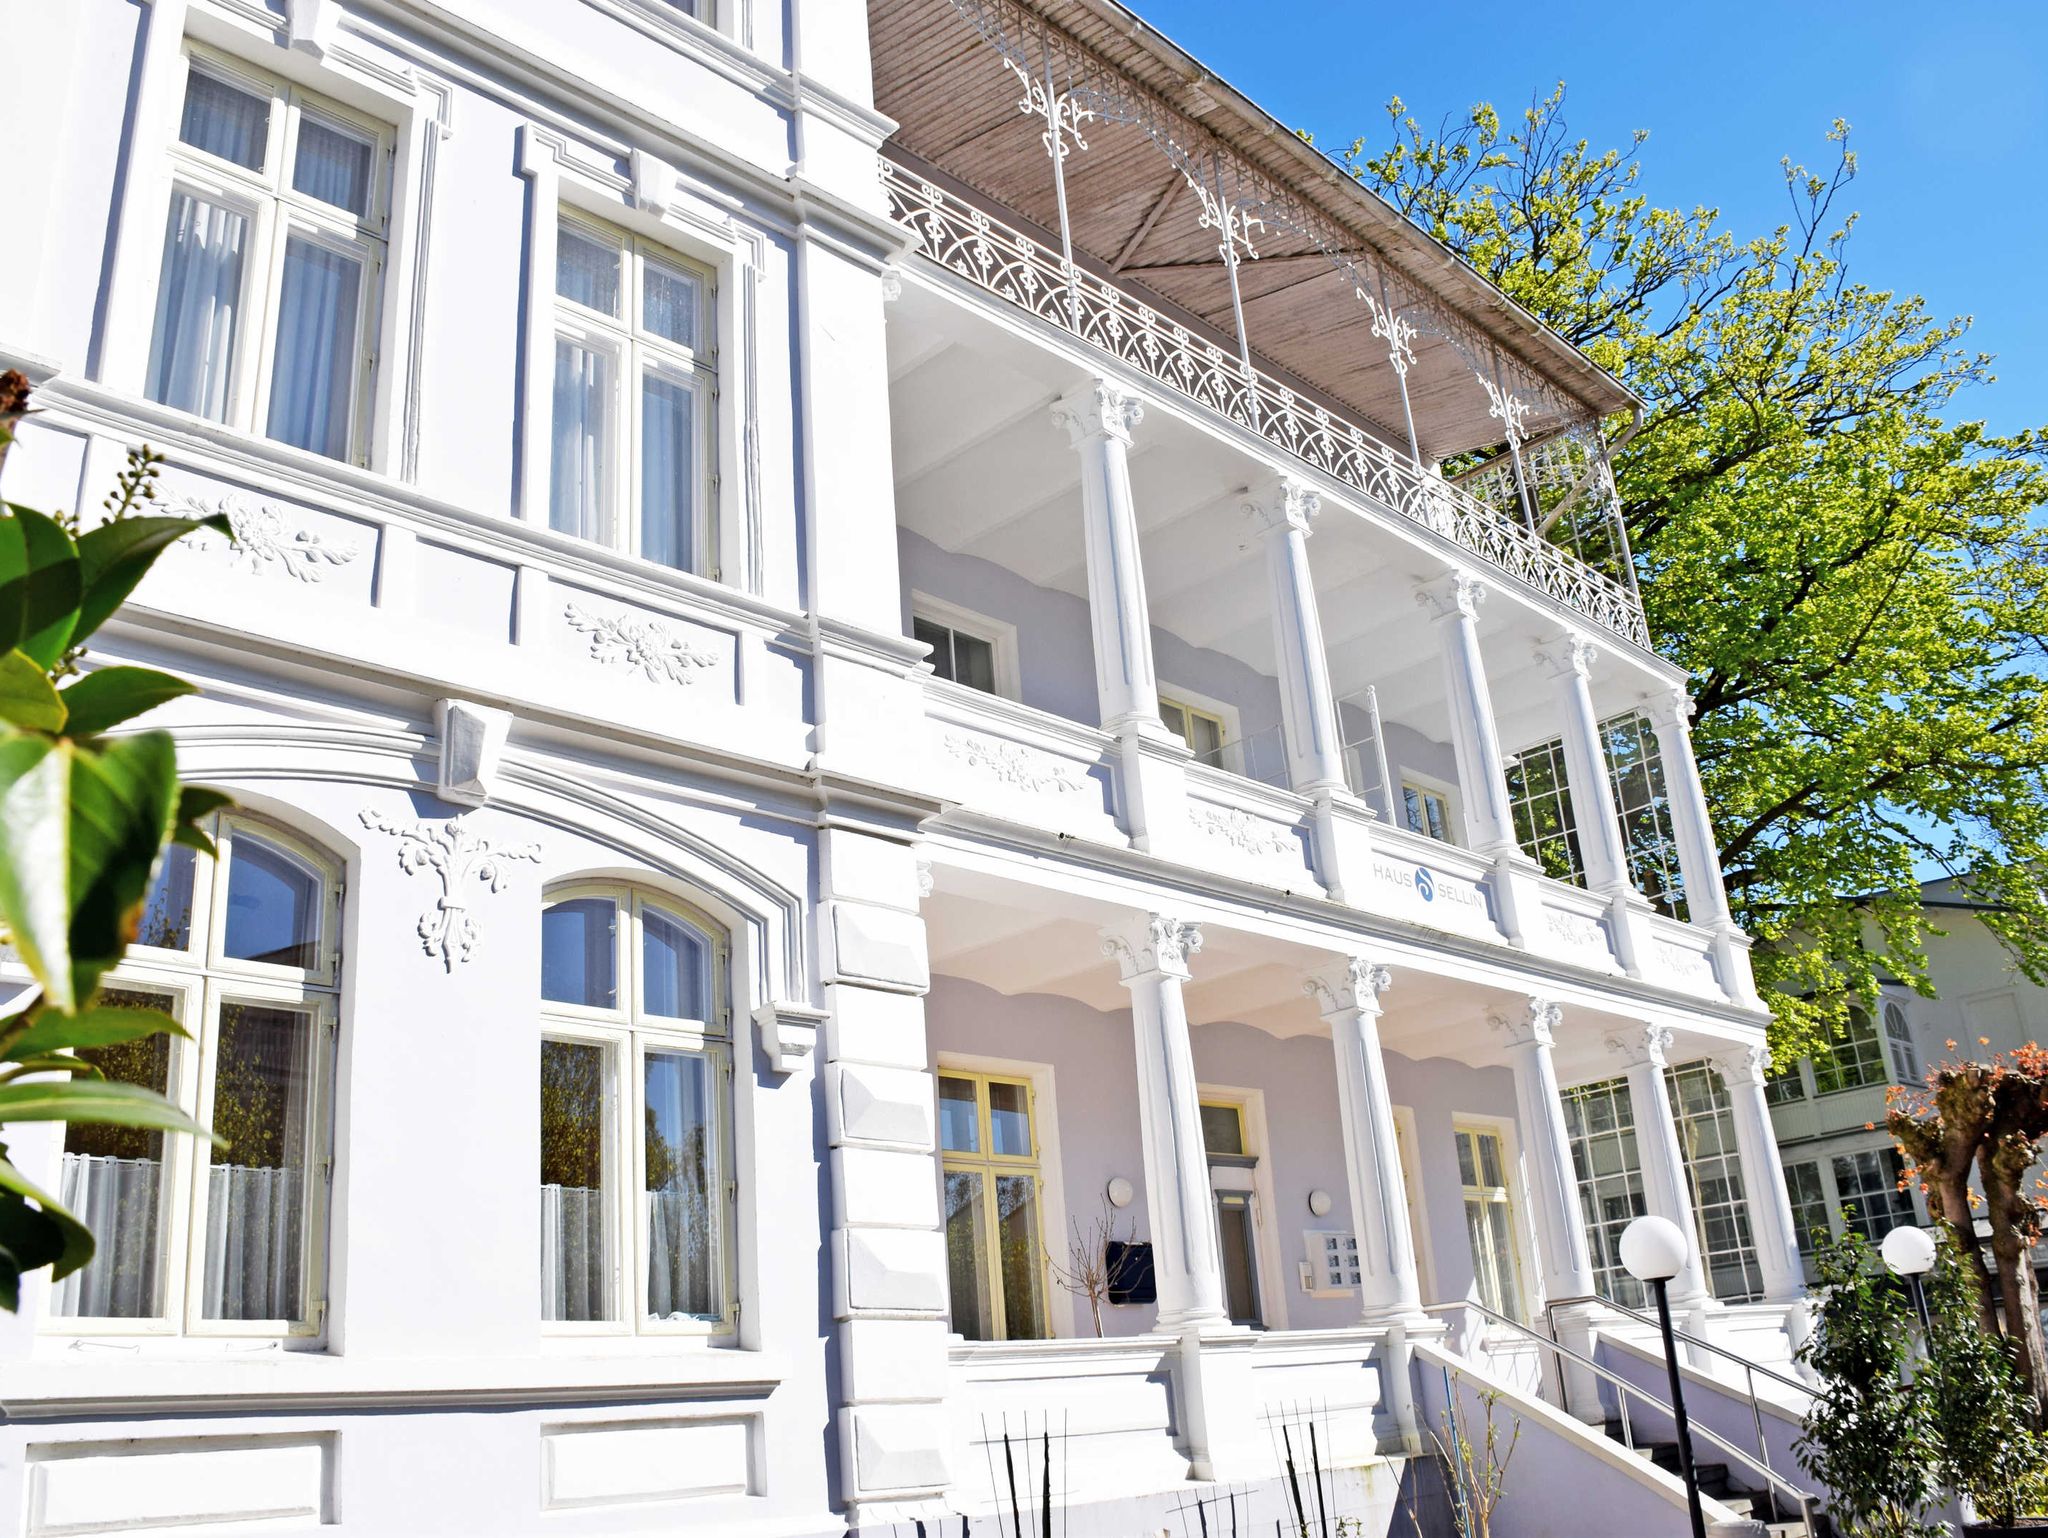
[1133,1,2047,437]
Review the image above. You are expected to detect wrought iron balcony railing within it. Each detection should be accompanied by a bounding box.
[882,160,1651,650]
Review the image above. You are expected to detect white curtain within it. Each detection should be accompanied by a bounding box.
[53,1153,164,1319]
[290,119,372,215]
[179,71,268,169]
[550,339,612,543]
[645,1051,716,1320]
[202,1003,313,1323]
[145,191,247,420]
[639,373,696,572]
[201,1164,304,1321]
[541,1183,609,1322]
[266,235,362,459]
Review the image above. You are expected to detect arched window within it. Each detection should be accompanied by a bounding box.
[50,813,341,1335]
[539,884,732,1333]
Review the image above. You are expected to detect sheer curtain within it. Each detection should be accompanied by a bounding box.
[639,374,697,572]
[550,340,613,543]
[179,71,269,169]
[266,236,362,460]
[290,119,372,215]
[54,1154,164,1319]
[201,1003,312,1322]
[645,1051,716,1319]
[145,192,247,420]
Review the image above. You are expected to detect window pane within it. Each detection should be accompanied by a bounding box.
[944,1170,995,1339]
[988,1082,1032,1157]
[914,618,955,682]
[642,260,700,347]
[146,190,247,420]
[937,1076,979,1153]
[1158,699,1187,739]
[223,831,322,968]
[1402,786,1425,835]
[1482,1201,1521,1321]
[202,1002,314,1322]
[556,225,621,314]
[292,117,374,216]
[641,905,709,1021]
[54,989,175,1320]
[139,843,197,950]
[952,633,997,694]
[180,70,269,169]
[1200,1103,1244,1157]
[266,236,362,459]
[550,339,613,544]
[995,1174,1046,1339]
[541,898,616,1008]
[639,372,698,572]
[1424,792,1450,842]
[1216,1194,1259,1325]
[1187,713,1223,767]
[645,1050,718,1321]
[541,1038,612,1322]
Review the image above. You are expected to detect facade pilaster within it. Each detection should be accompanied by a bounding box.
[1713,1043,1808,1307]
[1645,689,1756,999]
[1607,1024,1711,1308]
[819,828,951,1522]
[1054,380,1189,855]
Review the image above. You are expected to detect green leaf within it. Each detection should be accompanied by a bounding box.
[58,666,196,736]
[0,1076,217,1142]
[73,514,229,648]
[2,1005,189,1062]
[64,731,179,1005]
[0,1155,94,1284]
[171,783,232,857]
[0,733,71,1008]
[0,650,64,733]
[0,507,81,669]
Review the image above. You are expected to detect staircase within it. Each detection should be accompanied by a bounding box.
[1598,1418,1825,1537]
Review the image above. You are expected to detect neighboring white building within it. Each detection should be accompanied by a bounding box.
[1769,875,2048,1280]
[0,1,1817,1533]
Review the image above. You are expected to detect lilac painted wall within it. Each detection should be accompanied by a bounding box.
[924,974,1532,1342]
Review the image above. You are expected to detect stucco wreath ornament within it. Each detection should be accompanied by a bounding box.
[360,810,541,970]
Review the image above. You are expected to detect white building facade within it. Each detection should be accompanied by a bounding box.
[0,0,1812,1533]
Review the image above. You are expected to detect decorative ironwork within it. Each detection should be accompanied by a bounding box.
[884,163,1650,648]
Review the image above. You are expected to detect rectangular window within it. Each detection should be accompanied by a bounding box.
[913,615,998,693]
[1561,1078,1649,1308]
[1402,782,1454,843]
[1503,738,1583,884]
[146,55,386,462]
[1665,1062,1762,1303]
[1456,1126,1525,1323]
[541,1036,616,1324]
[1811,1009,1889,1095]
[1764,1063,1807,1106]
[1785,1160,1831,1256]
[1601,710,1689,921]
[1159,696,1226,770]
[1832,1148,1917,1244]
[938,1071,1047,1342]
[549,216,716,576]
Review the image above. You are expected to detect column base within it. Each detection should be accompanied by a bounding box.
[1113,725,1193,858]
[1172,1323,1266,1483]
[1309,787,1379,905]
[1547,1302,1609,1424]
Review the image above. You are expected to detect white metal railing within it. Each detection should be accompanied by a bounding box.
[883,160,1652,650]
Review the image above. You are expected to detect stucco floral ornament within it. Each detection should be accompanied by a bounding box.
[165,492,359,581]
[359,810,541,970]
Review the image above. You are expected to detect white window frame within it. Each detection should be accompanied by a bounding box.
[539,882,737,1339]
[1397,768,1461,846]
[1452,1114,1539,1328]
[1882,999,1922,1084]
[1157,683,1242,775]
[910,592,1020,700]
[548,212,719,576]
[141,45,391,465]
[1391,1105,1439,1303]
[40,813,343,1343]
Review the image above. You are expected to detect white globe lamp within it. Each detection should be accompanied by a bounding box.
[1880,1224,1936,1278]
[1620,1214,1706,1538]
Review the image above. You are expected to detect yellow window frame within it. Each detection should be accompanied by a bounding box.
[937,1069,1050,1341]
[1455,1122,1529,1323]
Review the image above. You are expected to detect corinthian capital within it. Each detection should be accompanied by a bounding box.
[1051,379,1144,448]
[1417,569,1487,622]
[1101,913,1203,983]
[1536,633,1600,681]
[1304,957,1393,1019]
[1606,1022,1675,1070]
[1713,1041,1773,1089]
[1243,472,1322,539]
[1491,996,1562,1050]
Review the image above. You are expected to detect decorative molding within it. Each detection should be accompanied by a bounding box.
[630,147,678,218]
[1050,379,1144,448]
[1490,996,1562,1050]
[168,494,359,582]
[755,1001,828,1075]
[563,603,720,685]
[1101,914,1202,983]
[435,699,511,807]
[1606,1022,1675,1070]
[1243,473,1320,539]
[1304,957,1393,1019]
[1714,1042,1773,1089]
[1657,939,1716,984]
[285,0,340,57]
[942,731,1087,794]
[1416,570,1487,623]
[1188,803,1297,859]
[915,859,935,899]
[359,811,541,970]
[1537,633,1600,681]
[1544,906,1607,952]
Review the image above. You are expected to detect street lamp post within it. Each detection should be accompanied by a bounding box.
[1881,1223,1937,1343]
[1622,1214,1708,1538]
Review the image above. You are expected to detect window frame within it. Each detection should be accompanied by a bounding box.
[1398,770,1459,846]
[1157,687,1237,775]
[1810,1007,1890,1096]
[547,211,720,578]
[1454,1120,1532,1326]
[146,45,392,465]
[539,882,737,1339]
[1882,1000,1923,1085]
[909,592,1020,700]
[41,812,342,1342]
[935,1067,1051,1343]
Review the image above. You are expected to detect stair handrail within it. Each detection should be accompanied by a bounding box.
[1419,1300,1820,1538]
[1543,1293,1816,1400]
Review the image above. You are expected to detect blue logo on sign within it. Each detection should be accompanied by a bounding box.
[1414,866,1435,901]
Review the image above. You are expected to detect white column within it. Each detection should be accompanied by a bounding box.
[1053,380,1165,737]
[1607,1024,1710,1307]
[1713,1043,1806,1305]
[1245,473,1347,795]
[1417,572,1517,856]
[1539,635,1633,896]
[1306,959,1422,1323]
[1495,999,1596,1305]
[1644,689,1732,932]
[1102,914,1227,1332]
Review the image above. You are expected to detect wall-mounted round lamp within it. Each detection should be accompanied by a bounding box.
[1106,1176,1134,1209]
[1306,1189,1334,1218]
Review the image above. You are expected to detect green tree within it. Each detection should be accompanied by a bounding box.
[1326,90,2048,1059]
[0,371,227,1308]
[1921,1232,2047,1524]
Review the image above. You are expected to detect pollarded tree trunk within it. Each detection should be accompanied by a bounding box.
[1892,1086,2002,1335]
[1980,1134,2048,1417]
